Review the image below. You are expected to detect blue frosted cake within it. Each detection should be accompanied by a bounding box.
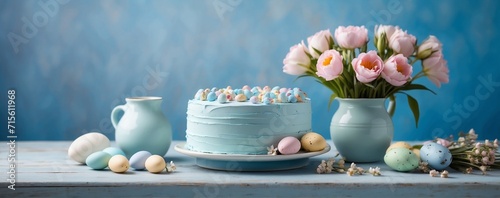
[185,86,312,155]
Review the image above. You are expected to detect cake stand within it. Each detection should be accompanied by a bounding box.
[174,143,330,171]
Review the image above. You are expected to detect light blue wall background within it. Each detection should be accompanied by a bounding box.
[1,0,499,142]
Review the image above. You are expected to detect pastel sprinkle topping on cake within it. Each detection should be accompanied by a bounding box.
[193,86,308,104]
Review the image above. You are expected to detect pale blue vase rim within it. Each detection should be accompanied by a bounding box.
[125,96,162,101]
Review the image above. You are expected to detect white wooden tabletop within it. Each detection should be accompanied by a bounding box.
[1,141,499,197]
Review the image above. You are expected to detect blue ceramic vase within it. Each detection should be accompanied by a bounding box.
[330,98,394,162]
[111,97,172,158]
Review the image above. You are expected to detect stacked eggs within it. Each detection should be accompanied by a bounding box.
[68,132,171,174]
[384,141,452,172]
[275,132,328,155]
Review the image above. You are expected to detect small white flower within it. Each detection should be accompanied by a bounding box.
[369,167,381,176]
[479,166,488,175]
[166,161,176,173]
[267,145,278,155]
[429,170,439,177]
[440,170,449,178]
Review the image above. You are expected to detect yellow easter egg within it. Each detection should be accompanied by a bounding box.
[300,132,327,152]
[386,141,412,153]
[412,148,421,159]
[145,155,166,173]
[108,155,129,173]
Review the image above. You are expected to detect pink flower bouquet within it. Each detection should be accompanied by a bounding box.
[283,25,450,126]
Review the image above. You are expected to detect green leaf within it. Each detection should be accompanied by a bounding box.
[312,47,322,56]
[398,84,437,95]
[388,95,396,117]
[406,94,420,128]
[294,75,310,82]
[328,93,337,111]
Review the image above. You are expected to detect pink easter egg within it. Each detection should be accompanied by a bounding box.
[277,136,301,155]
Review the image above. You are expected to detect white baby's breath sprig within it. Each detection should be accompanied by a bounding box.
[166,161,176,173]
[429,170,439,177]
[440,170,449,178]
[368,167,381,176]
[267,145,278,155]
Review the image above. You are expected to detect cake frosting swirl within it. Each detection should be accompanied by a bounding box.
[185,86,312,155]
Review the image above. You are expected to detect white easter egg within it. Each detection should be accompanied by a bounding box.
[68,132,110,163]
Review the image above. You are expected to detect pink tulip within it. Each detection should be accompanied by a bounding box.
[374,25,398,40]
[436,138,451,148]
[334,26,368,49]
[283,41,311,76]
[307,29,332,58]
[423,51,449,88]
[316,50,343,81]
[382,54,413,86]
[389,29,416,57]
[352,51,384,83]
[417,35,443,59]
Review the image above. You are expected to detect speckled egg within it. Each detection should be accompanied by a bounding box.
[384,147,420,172]
[277,136,301,155]
[129,151,152,170]
[68,132,110,163]
[85,151,112,170]
[386,141,413,153]
[412,148,421,159]
[300,132,327,152]
[108,155,129,173]
[420,142,452,170]
[145,155,166,173]
[102,147,126,157]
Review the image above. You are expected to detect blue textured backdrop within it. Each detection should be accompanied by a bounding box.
[1,0,499,141]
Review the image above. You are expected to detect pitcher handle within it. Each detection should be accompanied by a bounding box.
[387,95,396,117]
[111,105,127,129]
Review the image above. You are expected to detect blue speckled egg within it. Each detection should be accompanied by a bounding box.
[129,151,152,170]
[102,147,126,157]
[86,151,112,170]
[420,142,452,170]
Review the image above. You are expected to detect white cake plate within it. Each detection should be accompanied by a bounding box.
[174,143,330,171]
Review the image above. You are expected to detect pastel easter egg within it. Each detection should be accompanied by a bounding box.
[384,148,420,172]
[145,155,166,173]
[194,89,203,100]
[278,92,288,103]
[242,85,250,90]
[243,89,252,99]
[86,151,112,170]
[263,97,273,105]
[108,155,129,173]
[129,151,152,170]
[386,141,413,153]
[235,93,247,102]
[288,95,297,103]
[412,148,421,159]
[207,92,217,102]
[217,93,227,103]
[249,96,259,104]
[68,132,110,164]
[300,132,327,152]
[102,147,126,157]
[211,87,217,92]
[278,136,301,155]
[279,88,288,94]
[420,142,452,170]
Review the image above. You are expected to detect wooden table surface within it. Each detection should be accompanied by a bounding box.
[1,141,499,197]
